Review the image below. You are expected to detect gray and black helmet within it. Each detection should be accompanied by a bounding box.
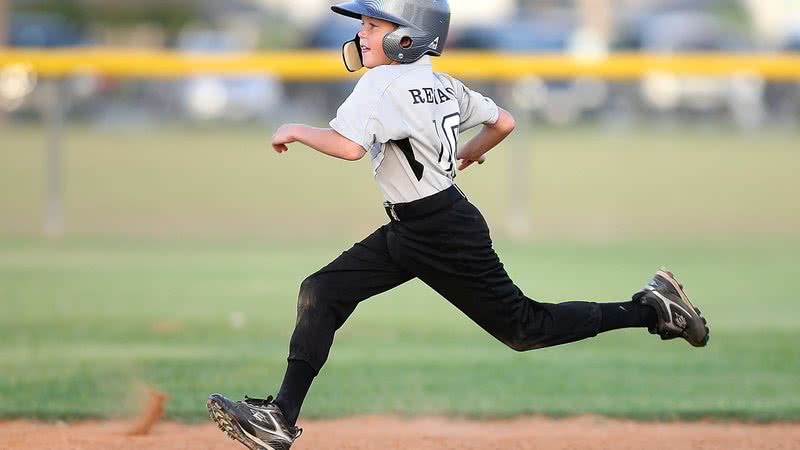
[331,0,450,71]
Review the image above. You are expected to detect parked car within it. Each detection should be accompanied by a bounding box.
[305,15,361,49]
[450,19,609,126]
[8,13,85,48]
[176,29,282,121]
[298,16,362,116]
[2,13,105,116]
[614,10,764,127]
[763,30,800,124]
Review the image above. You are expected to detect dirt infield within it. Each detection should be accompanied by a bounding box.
[3,416,800,450]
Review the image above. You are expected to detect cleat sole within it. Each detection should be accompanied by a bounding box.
[207,398,265,450]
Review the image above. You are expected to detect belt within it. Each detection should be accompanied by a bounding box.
[384,185,466,222]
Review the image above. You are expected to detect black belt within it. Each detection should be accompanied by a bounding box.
[384,185,466,222]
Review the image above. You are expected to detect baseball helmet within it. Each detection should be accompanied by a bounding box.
[331,0,450,71]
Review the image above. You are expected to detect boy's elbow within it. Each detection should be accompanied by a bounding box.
[331,129,366,161]
[344,144,366,161]
[487,108,515,135]
[496,109,516,135]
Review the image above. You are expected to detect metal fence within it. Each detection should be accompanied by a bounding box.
[2,49,799,237]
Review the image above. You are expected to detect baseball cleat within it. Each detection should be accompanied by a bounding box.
[634,269,710,347]
[207,393,301,450]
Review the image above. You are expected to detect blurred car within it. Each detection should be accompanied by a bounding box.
[614,10,765,127]
[305,15,361,49]
[788,32,800,52]
[450,19,609,126]
[176,29,282,122]
[1,13,105,116]
[297,16,361,116]
[763,30,800,124]
[8,12,85,48]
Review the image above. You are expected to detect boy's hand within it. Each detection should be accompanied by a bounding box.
[457,154,486,171]
[272,124,299,153]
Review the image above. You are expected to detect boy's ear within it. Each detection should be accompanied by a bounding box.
[342,34,364,72]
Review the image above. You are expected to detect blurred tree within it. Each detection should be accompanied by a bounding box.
[11,0,89,25]
[11,0,196,37]
[81,0,195,34]
[711,0,751,30]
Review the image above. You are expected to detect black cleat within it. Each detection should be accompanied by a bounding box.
[634,269,710,347]
[207,393,301,450]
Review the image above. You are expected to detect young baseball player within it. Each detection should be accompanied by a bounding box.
[207,1,710,449]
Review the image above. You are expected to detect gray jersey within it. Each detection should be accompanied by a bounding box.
[330,56,499,204]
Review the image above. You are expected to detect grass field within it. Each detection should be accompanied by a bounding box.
[1,238,799,421]
[0,124,798,422]
[1,124,798,240]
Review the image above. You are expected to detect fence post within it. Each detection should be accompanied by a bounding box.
[508,109,531,240]
[42,79,65,238]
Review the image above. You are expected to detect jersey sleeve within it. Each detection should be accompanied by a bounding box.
[451,77,500,132]
[330,72,409,150]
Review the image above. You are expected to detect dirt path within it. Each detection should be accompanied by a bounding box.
[2,416,799,450]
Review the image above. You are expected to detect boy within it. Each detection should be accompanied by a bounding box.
[207,2,710,449]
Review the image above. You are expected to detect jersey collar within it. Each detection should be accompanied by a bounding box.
[413,55,432,66]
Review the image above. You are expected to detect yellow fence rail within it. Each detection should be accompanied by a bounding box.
[1,48,800,80]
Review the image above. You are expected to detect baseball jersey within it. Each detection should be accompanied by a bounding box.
[330,55,500,204]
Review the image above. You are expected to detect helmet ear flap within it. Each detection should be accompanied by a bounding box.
[342,34,364,72]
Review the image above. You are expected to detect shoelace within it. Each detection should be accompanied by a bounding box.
[243,395,274,407]
[242,395,303,439]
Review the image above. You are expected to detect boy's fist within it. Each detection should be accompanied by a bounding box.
[272,124,297,153]
[457,153,486,171]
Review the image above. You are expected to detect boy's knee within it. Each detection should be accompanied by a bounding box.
[299,275,317,296]
[505,340,527,352]
[500,331,546,352]
[297,275,323,317]
[504,339,531,352]
[505,339,546,352]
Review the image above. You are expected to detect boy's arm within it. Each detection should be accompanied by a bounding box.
[272,124,366,161]
[456,108,516,171]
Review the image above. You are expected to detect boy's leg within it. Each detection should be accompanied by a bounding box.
[388,199,654,351]
[596,301,657,333]
[275,225,413,424]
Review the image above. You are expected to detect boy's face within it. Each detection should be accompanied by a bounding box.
[358,15,399,68]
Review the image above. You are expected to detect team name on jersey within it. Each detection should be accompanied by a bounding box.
[409,87,456,105]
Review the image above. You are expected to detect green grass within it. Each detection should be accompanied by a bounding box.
[1,123,798,420]
[1,238,798,421]
[1,124,798,240]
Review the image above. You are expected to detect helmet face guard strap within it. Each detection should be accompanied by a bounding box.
[342,34,364,72]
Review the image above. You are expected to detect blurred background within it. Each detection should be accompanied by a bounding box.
[1,0,799,240]
[0,0,798,422]
[0,0,799,240]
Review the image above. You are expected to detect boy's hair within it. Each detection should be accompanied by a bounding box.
[332,0,450,66]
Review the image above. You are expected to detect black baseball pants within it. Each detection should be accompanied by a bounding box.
[287,186,601,373]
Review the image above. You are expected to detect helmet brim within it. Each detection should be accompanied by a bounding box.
[331,1,419,30]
